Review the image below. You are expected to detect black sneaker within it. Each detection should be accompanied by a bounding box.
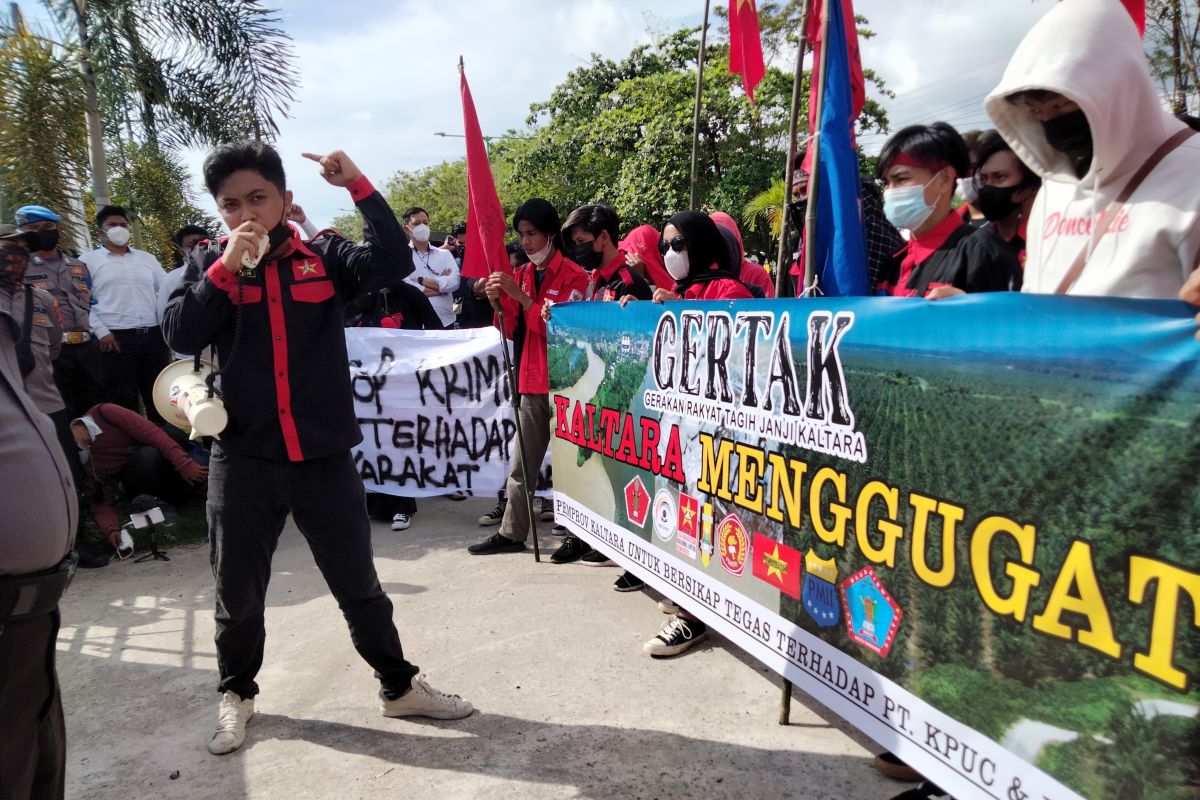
[613,571,645,592]
[477,500,506,527]
[467,533,526,555]
[580,549,616,567]
[550,535,589,564]
[538,497,555,522]
[551,524,569,537]
[643,615,708,657]
[447,491,467,501]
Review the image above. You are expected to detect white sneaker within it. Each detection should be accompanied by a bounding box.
[391,513,411,531]
[380,674,474,720]
[643,615,708,657]
[208,691,254,755]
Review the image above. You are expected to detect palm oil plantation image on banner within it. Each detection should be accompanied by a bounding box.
[547,294,1199,800]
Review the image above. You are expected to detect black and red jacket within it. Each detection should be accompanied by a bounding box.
[162,177,413,462]
[587,250,652,302]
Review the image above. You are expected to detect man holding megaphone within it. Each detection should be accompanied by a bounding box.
[163,142,473,757]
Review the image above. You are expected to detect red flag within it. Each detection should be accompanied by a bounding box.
[459,63,510,280]
[1121,0,1145,37]
[728,0,766,103]
[801,0,865,174]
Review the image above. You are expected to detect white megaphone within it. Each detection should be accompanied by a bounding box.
[153,359,228,441]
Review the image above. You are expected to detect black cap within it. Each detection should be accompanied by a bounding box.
[0,224,39,249]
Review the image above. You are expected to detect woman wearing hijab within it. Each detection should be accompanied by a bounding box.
[619,223,673,290]
[709,211,774,298]
[651,211,755,303]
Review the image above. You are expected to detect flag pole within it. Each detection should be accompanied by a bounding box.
[689,0,712,209]
[774,0,813,298]
[801,0,832,296]
[460,54,541,561]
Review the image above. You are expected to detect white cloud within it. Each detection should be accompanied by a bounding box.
[180,0,1057,227]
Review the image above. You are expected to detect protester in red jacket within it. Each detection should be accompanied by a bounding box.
[469,199,590,563]
[652,211,756,302]
[709,211,775,297]
[620,223,674,290]
[70,402,207,548]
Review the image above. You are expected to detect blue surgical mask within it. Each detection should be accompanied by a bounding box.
[883,174,942,232]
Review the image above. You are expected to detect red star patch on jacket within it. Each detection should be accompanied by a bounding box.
[292,258,326,281]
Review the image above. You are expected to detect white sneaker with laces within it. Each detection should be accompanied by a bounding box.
[643,615,708,657]
[208,691,254,755]
[392,513,411,531]
[380,674,474,720]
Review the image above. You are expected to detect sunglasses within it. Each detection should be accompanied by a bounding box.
[658,236,686,255]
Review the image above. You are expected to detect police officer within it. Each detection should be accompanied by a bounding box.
[17,205,104,419]
[0,224,78,800]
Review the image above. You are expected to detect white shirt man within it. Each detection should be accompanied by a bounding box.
[81,210,165,340]
[401,207,460,328]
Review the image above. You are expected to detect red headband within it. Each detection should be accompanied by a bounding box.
[887,153,949,173]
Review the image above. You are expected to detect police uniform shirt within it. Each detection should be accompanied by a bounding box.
[0,300,76,575]
[80,246,165,338]
[0,285,65,414]
[25,251,93,335]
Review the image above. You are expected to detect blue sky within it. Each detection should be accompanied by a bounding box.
[21,0,1057,230]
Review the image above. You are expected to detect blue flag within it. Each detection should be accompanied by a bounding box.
[812,0,869,296]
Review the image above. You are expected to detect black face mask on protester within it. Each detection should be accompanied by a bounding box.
[1042,110,1091,154]
[267,217,292,254]
[34,229,60,252]
[976,184,1022,223]
[573,240,603,271]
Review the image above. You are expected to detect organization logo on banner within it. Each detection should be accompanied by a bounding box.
[624,476,650,528]
[653,489,676,542]
[751,533,801,598]
[802,550,840,626]
[699,503,715,567]
[677,492,699,538]
[718,514,749,576]
[839,567,902,657]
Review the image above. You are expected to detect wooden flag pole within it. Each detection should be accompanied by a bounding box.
[689,0,712,209]
[801,0,832,296]
[774,0,813,298]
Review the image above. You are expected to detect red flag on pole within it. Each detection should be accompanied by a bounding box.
[1121,0,1145,37]
[801,0,865,174]
[728,0,766,103]
[459,60,509,280]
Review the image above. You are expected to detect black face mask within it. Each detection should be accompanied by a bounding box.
[976,184,1022,223]
[1042,110,1091,154]
[267,218,292,254]
[34,229,60,252]
[573,241,603,271]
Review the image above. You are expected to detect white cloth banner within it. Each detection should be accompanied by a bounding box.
[346,327,518,498]
[346,328,554,499]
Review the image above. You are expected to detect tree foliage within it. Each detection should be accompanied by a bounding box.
[1145,0,1200,115]
[0,26,89,251]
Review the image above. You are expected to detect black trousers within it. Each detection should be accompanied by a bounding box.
[52,340,103,419]
[100,328,169,424]
[0,611,65,800]
[207,446,419,699]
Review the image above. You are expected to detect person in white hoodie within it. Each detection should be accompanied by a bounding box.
[985,0,1200,300]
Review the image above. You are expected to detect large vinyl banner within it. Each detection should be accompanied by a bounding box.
[547,295,1200,800]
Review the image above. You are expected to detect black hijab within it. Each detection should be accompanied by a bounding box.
[667,211,736,292]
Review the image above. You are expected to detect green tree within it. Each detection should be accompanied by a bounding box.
[1145,0,1199,115]
[0,24,89,251]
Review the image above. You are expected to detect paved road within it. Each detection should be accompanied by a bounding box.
[58,496,899,800]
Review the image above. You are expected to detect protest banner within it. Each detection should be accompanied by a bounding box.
[547,294,1200,800]
[346,327,553,499]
